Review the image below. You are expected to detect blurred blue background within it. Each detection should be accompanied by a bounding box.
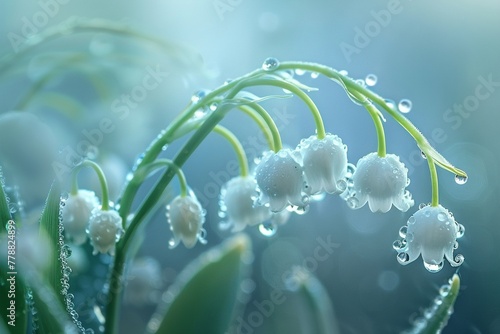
[1,0,500,333]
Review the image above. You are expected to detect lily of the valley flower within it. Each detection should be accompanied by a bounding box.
[296,134,348,195]
[87,208,124,256]
[343,152,414,213]
[254,149,307,213]
[166,193,206,248]
[219,176,271,232]
[62,189,100,245]
[393,204,465,273]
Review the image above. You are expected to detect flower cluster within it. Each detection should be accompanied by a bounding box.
[61,189,123,255]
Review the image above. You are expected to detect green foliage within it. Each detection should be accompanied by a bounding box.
[148,235,252,334]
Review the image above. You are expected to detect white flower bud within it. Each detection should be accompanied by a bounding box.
[62,190,100,245]
[87,209,124,256]
[219,176,271,232]
[166,194,206,249]
[343,152,414,213]
[254,149,307,213]
[394,205,465,273]
[297,134,348,195]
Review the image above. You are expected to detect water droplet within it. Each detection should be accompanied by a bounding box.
[346,197,359,209]
[262,57,279,71]
[398,99,412,113]
[456,223,465,238]
[424,261,444,273]
[310,72,319,79]
[393,240,403,250]
[191,89,210,103]
[439,285,450,296]
[421,151,427,159]
[399,226,407,238]
[437,212,447,222]
[406,232,414,242]
[295,69,306,76]
[355,79,366,87]
[259,223,277,237]
[407,216,416,224]
[209,102,218,111]
[365,74,378,86]
[384,99,396,109]
[336,179,347,192]
[454,174,468,185]
[418,203,427,210]
[339,70,348,76]
[397,252,409,263]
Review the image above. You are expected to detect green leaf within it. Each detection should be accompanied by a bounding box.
[402,274,460,334]
[38,181,65,306]
[294,268,341,334]
[23,270,78,334]
[147,234,252,334]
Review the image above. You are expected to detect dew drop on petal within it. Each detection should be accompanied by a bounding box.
[393,240,403,250]
[454,174,468,185]
[346,197,359,209]
[437,212,447,222]
[398,99,412,113]
[259,223,277,237]
[424,261,444,273]
[407,216,416,224]
[399,226,407,238]
[262,57,279,71]
[397,252,410,263]
[365,74,377,86]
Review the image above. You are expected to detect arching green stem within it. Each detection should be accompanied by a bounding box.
[239,102,282,151]
[277,61,467,178]
[136,159,188,198]
[242,78,326,140]
[237,105,275,151]
[71,160,110,210]
[213,125,249,177]
[427,157,439,207]
[364,103,386,157]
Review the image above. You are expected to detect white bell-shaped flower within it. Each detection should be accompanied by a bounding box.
[343,152,414,213]
[166,193,206,249]
[254,149,307,213]
[393,204,465,273]
[62,190,100,245]
[87,208,124,256]
[219,176,271,232]
[296,134,348,195]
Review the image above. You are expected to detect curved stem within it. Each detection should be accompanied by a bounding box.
[213,125,249,177]
[240,102,282,151]
[71,160,110,210]
[243,78,326,140]
[364,103,386,157]
[237,105,275,151]
[277,61,467,178]
[136,159,188,197]
[427,157,439,207]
